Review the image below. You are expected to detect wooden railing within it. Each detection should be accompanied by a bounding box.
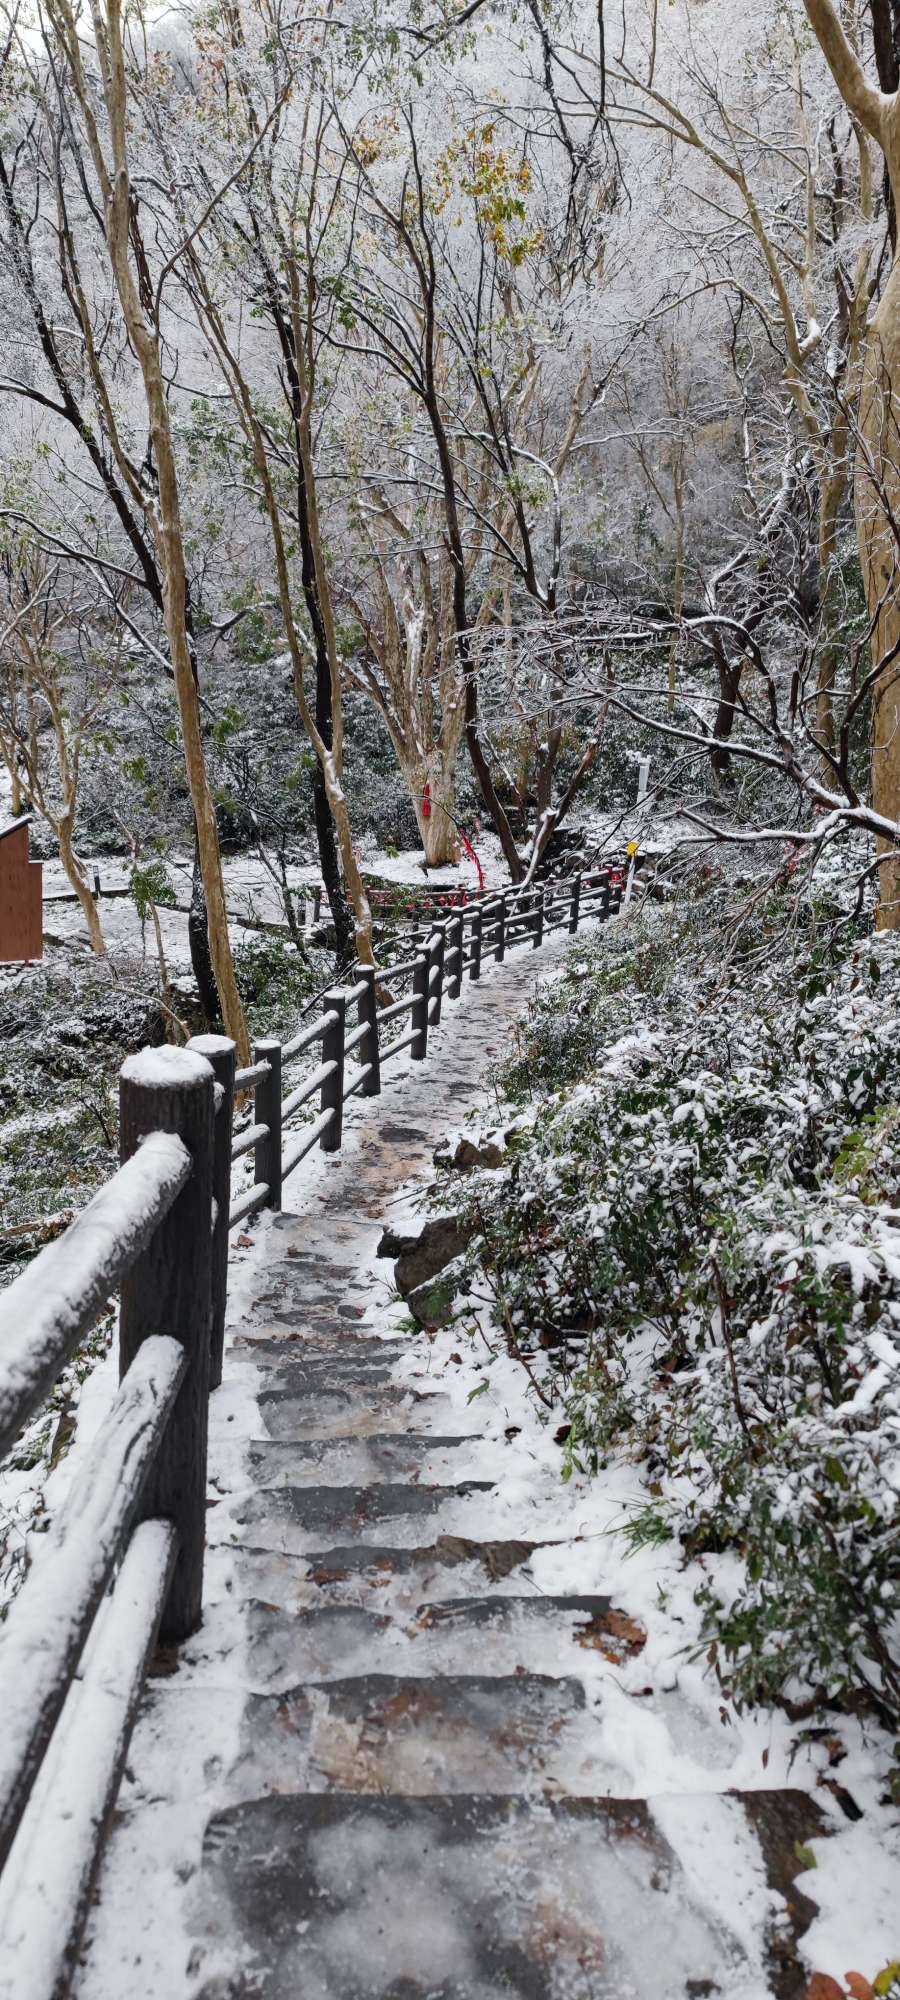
[0,860,621,1999]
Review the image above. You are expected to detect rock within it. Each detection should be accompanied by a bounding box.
[379,1214,474,1327]
[433,1129,506,1172]
[376,1226,419,1261]
[406,1257,468,1327]
[394,1215,471,1295]
[433,1120,530,1174]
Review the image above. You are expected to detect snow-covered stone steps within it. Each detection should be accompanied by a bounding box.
[227,1334,411,1366]
[173,1594,642,1693]
[117,1672,615,1805]
[253,1381,469,1440]
[203,1535,549,1618]
[183,1790,828,2000]
[241,1431,508,1487]
[207,1482,499,1555]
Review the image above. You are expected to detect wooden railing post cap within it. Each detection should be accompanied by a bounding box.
[187,1032,236,1059]
[120,1046,214,1094]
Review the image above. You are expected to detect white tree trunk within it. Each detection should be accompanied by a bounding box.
[404,753,461,866]
[57,818,106,956]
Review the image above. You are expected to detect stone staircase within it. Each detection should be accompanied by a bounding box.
[75,951,827,2000]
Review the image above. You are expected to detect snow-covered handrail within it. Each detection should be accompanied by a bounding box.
[0,1044,227,1997]
[0,1336,185,1872]
[0,1131,191,1461]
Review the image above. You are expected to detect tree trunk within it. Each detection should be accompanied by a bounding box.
[188,835,220,1023]
[55,0,251,1063]
[710,653,742,779]
[814,450,850,758]
[859,267,900,926]
[312,637,355,964]
[798,1,900,926]
[57,816,106,955]
[405,752,461,866]
[314,762,355,962]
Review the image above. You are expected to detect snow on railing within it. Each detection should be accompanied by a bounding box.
[0,856,631,2000]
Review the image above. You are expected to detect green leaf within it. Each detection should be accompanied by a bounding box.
[793,1842,817,1872]
[466,1380,489,1403]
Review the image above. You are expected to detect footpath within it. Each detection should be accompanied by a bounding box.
[74,932,826,2000]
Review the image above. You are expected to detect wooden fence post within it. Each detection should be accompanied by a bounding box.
[429,926,445,1025]
[119,1046,215,1643]
[356,963,381,1096]
[446,911,464,1000]
[496,894,507,963]
[569,874,581,934]
[411,950,429,1059]
[469,905,483,982]
[532,884,544,948]
[602,872,614,920]
[321,989,346,1150]
[187,1033,235,1391]
[253,1038,282,1210]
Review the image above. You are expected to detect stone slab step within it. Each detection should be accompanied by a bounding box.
[241,1432,500,1488]
[227,1332,408,1362]
[209,1484,497,1554]
[204,1536,548,1617]
[184,1790,826,2000]
[125,1673,613,1805]
[254,1384,469,1440]
[230,1352,402,1388]
[176,1595,642,1691]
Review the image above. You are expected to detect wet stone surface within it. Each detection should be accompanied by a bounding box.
[188,1792,827,2000]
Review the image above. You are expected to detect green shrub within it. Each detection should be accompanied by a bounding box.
[439,894,900,1725]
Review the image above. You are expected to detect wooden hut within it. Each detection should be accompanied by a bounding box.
[0,816,43,962]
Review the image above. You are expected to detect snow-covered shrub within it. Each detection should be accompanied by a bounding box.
[445,896,900,1727]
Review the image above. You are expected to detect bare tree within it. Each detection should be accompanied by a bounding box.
[802,0,900,925]
[18,0,251,1057]
[0,544,108,954]
[338,98,615,880]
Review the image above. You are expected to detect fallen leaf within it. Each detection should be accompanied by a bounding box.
[804,1977,844,2000]
[236,1234,253,1249]
[845,1974,875,1999]
[448,1352,462,1365]
[576,1608,646,1661]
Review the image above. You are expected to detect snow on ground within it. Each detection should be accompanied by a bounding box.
[23,812,654,970]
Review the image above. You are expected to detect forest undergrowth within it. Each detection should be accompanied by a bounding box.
[436,872,900,1788]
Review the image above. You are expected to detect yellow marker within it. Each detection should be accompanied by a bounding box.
[627,840,640,857]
